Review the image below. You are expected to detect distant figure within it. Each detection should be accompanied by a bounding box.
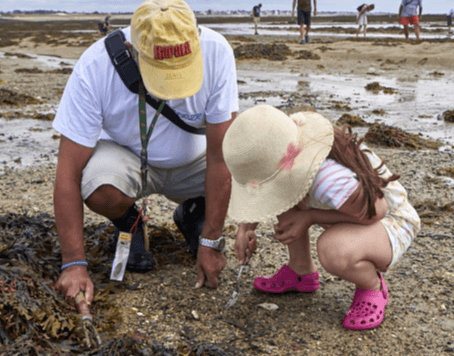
[447,8,454,34]
[398,0,422,40]
[356,4,375,38]
[252,4,262,35]
[292,0,317,44]
[104,16,111,29]
[98,20,108,36]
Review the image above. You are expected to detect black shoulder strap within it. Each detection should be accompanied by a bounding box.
[104,29,205,135]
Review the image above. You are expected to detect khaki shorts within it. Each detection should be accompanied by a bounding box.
[253,17,260,25]
[81,140,207,203]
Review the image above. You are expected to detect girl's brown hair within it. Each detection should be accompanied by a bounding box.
[327,125,399,218]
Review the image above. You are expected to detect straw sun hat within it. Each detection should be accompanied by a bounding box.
[223,105,334,223]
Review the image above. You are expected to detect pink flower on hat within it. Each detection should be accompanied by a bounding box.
[279,143,303,171]
[246,180,261,195]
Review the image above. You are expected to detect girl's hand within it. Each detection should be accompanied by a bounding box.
[234,223,258,265]
[273,207,312,245]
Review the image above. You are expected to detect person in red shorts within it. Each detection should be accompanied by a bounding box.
[398,0,422,40]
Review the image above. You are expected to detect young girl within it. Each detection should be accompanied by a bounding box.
[222,105,420,330]
[356,4,375,38]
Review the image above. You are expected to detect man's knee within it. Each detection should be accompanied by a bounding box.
[85,184,135,214]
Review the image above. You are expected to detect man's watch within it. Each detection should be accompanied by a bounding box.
[198,236,225,251]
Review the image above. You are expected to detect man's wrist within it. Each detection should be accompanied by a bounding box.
[198,236,225,251]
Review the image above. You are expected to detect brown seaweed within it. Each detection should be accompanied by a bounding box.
[234,43,292,61]
[1,212,244,355]
[365,122,443,149]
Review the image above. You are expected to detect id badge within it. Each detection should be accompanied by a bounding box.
[110,231,132,281]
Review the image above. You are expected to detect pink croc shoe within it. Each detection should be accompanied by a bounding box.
[343,272,389,330]
[253,265,319,293]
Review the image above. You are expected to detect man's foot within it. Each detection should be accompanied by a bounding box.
[300,40,305,44]
[305,35,309,43]
[114,222,154,273]
[112,205,154,272]
[173,196,205,256]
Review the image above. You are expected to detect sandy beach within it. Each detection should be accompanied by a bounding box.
[1,14,454,355]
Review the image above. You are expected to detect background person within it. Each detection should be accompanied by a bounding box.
[53,0,238,304]
[292,0,317,44]
[398,0,422,40]
[252,4,262,35]
[97,20,108,36]
[447,8,454,34]
[356,4,375,39]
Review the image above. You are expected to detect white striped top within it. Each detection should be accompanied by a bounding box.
[307,158,359,210]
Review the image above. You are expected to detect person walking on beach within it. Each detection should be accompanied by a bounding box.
[53,0,238,304]
[252,4,262,35]
[223,105,420,330]
[97,20,108,36]
[292,0,317,44]
[398,0,422,40]
[447,8,454,34]
[356,4,375,39]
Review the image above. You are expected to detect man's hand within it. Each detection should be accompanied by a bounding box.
[54,265,94,305]
[195,246,226,288]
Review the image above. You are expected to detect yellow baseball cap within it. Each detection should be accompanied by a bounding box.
[131,0,203,100]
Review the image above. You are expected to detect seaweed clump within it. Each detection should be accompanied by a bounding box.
[234,43,292,60]
[365,82,397,94]
[336,113,369,127]
[365,122,442,149]
[0,89,45,106]
[0,212,240,355]
[442,110,454,123]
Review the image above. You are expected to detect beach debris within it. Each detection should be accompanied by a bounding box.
[336,113,368,127]
[365,82,397,94]
[286,105,317,116]
[417,58,428,65]
[0,110,54,121]
[0,89,45,106]
[191,310,200,320]
[294,50,320,60]
[429,71,444,76]
[14,67,44,74]
[234,43,292,61]
[258,303,279,311]
[441,110,454,123]
[365,122,442,149]
[331,101,352,111]
[372,109,386,115]
[3,52,34,59]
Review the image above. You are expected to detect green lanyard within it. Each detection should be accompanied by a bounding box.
[138,82,165,210]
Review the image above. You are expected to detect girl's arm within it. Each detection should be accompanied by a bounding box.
[303,184,388,226]
[274,186,387,245]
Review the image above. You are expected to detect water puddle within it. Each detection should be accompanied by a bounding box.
[237,69,454,146]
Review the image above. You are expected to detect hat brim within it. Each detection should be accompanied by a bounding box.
[227,112,334,223]
[138,48,203,101]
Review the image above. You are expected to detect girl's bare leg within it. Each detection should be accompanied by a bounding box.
[287,229,317,275]
[317,222,392,290]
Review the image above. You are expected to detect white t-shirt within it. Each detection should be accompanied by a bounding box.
[53,26,239,169]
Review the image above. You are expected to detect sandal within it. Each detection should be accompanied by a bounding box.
[343,272,389,330]
[253,265,319,293]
